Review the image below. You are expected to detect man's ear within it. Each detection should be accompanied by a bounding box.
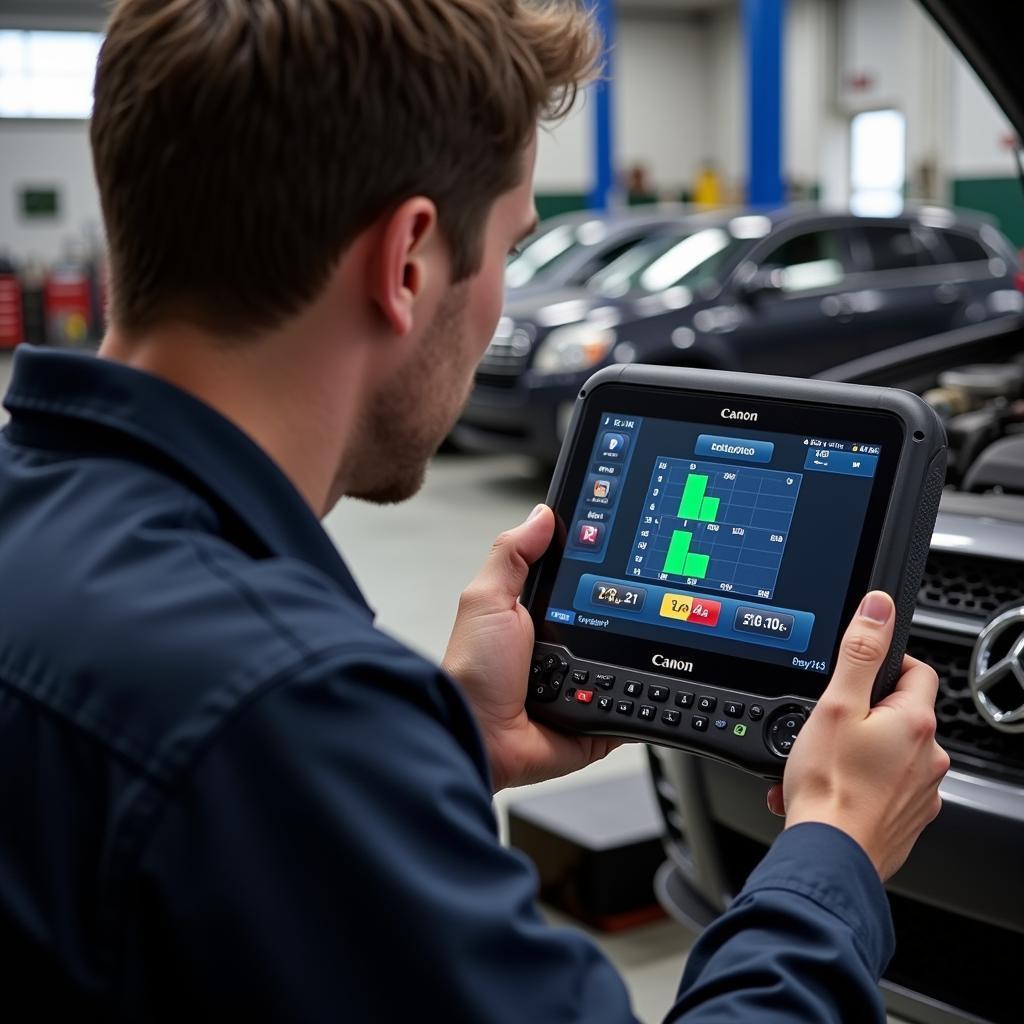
[369,197,441,337]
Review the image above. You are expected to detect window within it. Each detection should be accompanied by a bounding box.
[758,231,846,293]
[861,227,934,273]
[850,109,906,218]
[939,231,989,265]
[0,31,103,119]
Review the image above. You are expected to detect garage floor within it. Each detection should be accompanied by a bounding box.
[0,352,906,1022]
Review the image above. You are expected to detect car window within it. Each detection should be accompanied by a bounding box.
[757,230,847,293]
[589,228,746,298]
[938,230,990,264]
[505,218,612,289]
[567,234,648,286]
[860,226,935,272]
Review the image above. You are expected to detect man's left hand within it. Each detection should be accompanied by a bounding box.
[443,504,624,792]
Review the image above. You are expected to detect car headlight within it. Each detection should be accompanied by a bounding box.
[532,323,616,376]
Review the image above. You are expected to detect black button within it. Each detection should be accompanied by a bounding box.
[624,681,643,698]
[713,718,728,730]
[638,704,656,721]
[724,701,745,718]
[530,661,544,680]
[648,685,669,703]
[563,687,576,702]
[596,695,613,712]
[571,669,590,685]
[549,675,563,693]
[675,691,694,709]
[661,710,681,726]
[595,674,616,690]
[697,696,717,713]
[541,654,559,673]
[749,705,765,721]
[531,684,557,704]
[616,700,635,716]
[691,715,708,732]
[766,707,809,758]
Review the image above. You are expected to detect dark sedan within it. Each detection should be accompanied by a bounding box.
[453,205,1021,464]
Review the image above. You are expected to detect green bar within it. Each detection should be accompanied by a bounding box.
[678,474,709,519]
[664,530,692,576]
[699,496,720,523]
[683,553,710,579]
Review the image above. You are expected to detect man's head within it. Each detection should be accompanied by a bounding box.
[92,0,598,506]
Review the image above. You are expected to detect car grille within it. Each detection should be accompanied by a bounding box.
[918,550,1024,618]
[474,328,531,389]
[911,550,1024,784]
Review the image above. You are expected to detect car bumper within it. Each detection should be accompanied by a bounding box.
[452,379,580,461]
[651,752,1024,1023]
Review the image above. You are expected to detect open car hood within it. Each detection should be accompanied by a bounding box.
[922,0,1024,142]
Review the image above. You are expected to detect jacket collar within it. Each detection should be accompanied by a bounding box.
[3,346,372,615]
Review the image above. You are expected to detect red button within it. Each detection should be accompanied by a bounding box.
[575,690,594,704]
[688,598,722,627]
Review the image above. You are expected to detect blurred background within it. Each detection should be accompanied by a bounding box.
[2,2,1024,1023]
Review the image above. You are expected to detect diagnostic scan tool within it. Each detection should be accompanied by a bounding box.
[524,366,947,778]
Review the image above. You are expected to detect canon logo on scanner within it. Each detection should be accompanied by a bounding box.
[721,408,759,422]
[652,654,695,674]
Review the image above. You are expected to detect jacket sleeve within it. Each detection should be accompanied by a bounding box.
[664,822,895,1024]
[118,649,642,1024]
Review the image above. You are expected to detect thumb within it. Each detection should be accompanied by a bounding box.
[471,505,555,607]
[820,591,896,716]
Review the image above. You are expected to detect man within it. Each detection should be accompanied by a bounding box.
[0,1,948,1020]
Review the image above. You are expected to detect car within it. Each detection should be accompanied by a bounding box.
[646,3,1024,1021]
[453,205,1021,466]
[503,207,691,302]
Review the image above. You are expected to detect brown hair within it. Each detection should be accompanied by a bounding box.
[91,0,599,335]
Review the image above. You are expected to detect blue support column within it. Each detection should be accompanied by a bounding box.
[745,0,786,207]
[588,0,616,212]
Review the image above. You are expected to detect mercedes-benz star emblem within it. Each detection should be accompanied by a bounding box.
[970,606,1024,733]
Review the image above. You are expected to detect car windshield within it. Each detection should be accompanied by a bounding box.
[589,227,747,298]
[505,218,612,289]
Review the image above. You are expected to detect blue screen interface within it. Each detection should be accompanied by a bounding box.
[545,413,883,676]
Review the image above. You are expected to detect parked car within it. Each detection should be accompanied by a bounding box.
[503,207,691,301]
[647,3,1024,1022]
[453,205,1021,465]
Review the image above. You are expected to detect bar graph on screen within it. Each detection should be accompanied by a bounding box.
[627,457,802,600]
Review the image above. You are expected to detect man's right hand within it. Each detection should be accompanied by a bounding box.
[767,591,950,881]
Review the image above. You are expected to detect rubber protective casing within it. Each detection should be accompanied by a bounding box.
[527,365,948,707]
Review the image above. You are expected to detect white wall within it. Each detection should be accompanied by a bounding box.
[0,120,103,263]
[535,12,712,197]
[950,50,1018,178]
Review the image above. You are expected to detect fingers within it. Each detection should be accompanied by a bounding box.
[766,783,785,817]
[889,657,940,706]
[819,591,896,717]
[463,505,554,610]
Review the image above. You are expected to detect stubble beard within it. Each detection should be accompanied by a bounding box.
[339,282,475,506]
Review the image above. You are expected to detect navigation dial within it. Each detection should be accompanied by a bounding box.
[766,706,809,758]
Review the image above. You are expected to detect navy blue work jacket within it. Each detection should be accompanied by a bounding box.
[0,347,894,1021]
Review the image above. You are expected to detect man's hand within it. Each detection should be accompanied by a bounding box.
[767,591,950,881]
[443,505,623,792]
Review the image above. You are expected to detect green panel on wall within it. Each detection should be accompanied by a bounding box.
[535,194,587,221]
[952,177,1024,249]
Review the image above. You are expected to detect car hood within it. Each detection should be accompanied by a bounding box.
[502,287,632,330]
[922,0,1024,140]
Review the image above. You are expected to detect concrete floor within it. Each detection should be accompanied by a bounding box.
[0,351,906,1023]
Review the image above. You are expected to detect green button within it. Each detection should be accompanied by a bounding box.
[733,724,747,737]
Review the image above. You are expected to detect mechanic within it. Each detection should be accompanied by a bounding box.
[0,1,949,1021]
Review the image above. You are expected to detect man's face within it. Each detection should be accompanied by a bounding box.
[344,139,540,505]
